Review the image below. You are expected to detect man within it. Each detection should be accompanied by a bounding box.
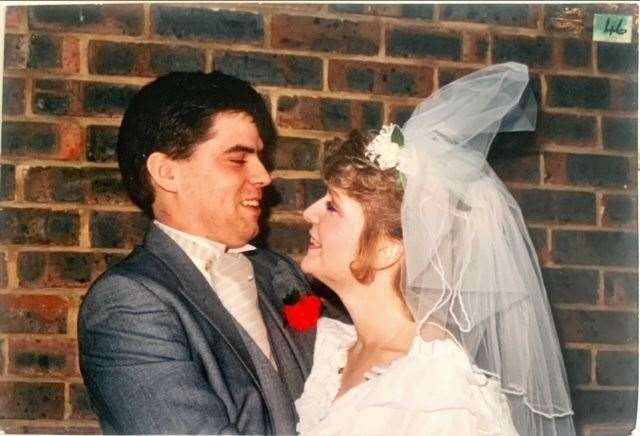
[78,72,317,434]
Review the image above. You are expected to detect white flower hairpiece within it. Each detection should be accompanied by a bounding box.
[364,124,406,171]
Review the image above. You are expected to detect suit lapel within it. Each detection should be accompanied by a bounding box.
[247,252,316,376]
[143,225,260,382]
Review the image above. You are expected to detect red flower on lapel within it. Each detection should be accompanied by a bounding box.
[283,290,322,331]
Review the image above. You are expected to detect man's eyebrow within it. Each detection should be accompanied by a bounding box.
[223,145,258,154]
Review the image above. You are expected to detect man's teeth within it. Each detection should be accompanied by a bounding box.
[241,200,259,207]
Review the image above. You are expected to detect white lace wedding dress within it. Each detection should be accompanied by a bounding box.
[295,317,519,435]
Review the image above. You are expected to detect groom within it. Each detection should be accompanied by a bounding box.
[78,72,317,434]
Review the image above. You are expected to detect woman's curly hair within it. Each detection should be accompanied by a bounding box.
[322,130,404,290]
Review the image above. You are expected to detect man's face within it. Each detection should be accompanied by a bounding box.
[171,112,271,247]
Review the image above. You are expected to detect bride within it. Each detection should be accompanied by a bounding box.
[295,63,575,435]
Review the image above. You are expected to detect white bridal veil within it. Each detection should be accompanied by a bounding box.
[400,62,575,435]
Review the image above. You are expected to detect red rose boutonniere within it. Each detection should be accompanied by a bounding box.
[283,291,323,331]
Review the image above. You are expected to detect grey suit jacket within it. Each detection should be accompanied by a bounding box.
[78,224,320,434]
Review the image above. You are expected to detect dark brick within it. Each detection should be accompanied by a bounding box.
[538,112,596,146]
[0,253,7,288]
[548,76,637,111]
[399,5,434,20]
[389,105,415,126]
[4,34,27,69]
[277,96,382,133]
[562,348,591,386]
[494,36,553,68]
[597,351,638,386]
[0,208,80,246]
[90,211,149,249]
[547,75,609,109]
[597,43,638,74]
[69,384,97,421]
[215,51,322,89]
[329,4,365,14]
[441,4,537,27]
[9,337,78,377]
[387,28,461,60]
[3,77,25,115]
[150,45,205,75]
[544,153,632,189]
[541,267,599,304]
[329,60,433,97]
[270,179,302,211]
[0,295,67,334]
[562,39,591,68]
[24,167,128,205]
[272,15,379,55]
[265,221,309,255]
[87,125,118,162]
[153,6,263,43]
[89,41,205,76]
[554,309,637,344]
[513,189,595,224]
[83,82,139,116]
[32,81,70,115]
[602,117,637,152]
[18,252,116,288]
[1,164,16,201]
[572,389,637,425]
[28,34,61,69]
[304,179,326,207]
[527,227,550,265]
[602,195,637,227]
[490,153,540,183]
[0,381,64,419]
[553,230,637,267]
[604,272,638,308]
[264,137,320,171]
[29,5,143,36]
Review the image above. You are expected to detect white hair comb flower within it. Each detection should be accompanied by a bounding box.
[364,124,405,171]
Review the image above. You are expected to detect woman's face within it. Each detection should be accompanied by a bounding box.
[301,186,365,288]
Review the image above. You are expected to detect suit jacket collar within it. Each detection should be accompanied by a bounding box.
[142,224,262,382]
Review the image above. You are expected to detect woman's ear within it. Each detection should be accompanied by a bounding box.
[146,152,179,193]
[374,239,403,271]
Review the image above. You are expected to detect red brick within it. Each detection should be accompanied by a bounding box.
[89,40,205,77]
[0,295,67,334]
[4,33,28,69]
[272,15,380,55]
[29,5,144,36]
[277,96,382,132]
[28,34,79,73]
[0,252,7,288]
[1,121,83,161]
[24,167,128,205]
[9,337,79,378]
[462,32,489,64]
[69,383,99,420]
[0,208,80,246]
[329,59,433,97]
[6,6,27,29]
[388,104,415,126]
[1,164,16,201]
[18,252,123,288]
[3,77,25,115]
[1,425,101,435]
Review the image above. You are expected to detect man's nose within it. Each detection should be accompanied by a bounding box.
[250,159,272,187]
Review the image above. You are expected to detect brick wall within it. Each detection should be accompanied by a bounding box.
[0,4,637,435]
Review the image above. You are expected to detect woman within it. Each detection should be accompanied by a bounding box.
[295,63,575,435]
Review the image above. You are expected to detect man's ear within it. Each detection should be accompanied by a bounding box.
[146,151,179,193]
[374,240,403,271]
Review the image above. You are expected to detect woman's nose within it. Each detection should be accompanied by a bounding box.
[302,198,324,224]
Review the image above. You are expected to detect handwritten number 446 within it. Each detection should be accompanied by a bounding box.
[604,17,627,36]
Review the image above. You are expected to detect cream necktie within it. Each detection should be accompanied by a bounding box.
[207,252,274,366]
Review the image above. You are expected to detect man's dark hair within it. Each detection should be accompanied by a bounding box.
[117,71,277,217]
